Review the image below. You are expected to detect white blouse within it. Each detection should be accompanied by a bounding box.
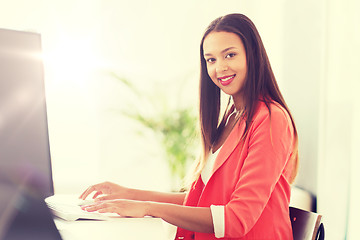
[201,148,220,185]
[201,148,225,238]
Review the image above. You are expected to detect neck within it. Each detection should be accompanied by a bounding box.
[232,94,245,112]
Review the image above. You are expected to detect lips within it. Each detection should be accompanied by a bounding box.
[218,74,236,86]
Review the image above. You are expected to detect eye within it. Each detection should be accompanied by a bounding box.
[206,58,216,63]
[225,53,236,59]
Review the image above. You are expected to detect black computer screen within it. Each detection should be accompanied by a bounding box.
[0,28,54,197]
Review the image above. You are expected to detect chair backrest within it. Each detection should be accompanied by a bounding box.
[289,206,325,240]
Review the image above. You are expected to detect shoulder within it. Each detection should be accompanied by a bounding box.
[252,101,292,128]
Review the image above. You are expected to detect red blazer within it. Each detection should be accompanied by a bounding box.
[175,101,295,240]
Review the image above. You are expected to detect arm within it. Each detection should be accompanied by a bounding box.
[148,202,214,233]
[79,181,186,205]
[223,106,294,237]
[82,200,214,234]
[127,188,186,205]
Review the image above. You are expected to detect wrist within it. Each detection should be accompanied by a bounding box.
[145,201,160,217]
[122,186,134,199]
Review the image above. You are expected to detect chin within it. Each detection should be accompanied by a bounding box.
[221,89,238,96]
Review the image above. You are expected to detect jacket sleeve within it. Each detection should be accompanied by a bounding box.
[224,106,294,238]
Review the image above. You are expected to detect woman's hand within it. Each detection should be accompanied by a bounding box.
[81,199,150,218]
[79,181,131,200]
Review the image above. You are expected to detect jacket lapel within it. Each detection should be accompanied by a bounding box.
[211,119,246,175]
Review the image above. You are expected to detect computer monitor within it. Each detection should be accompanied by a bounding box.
[0,28,54,197]
[0,171,62,240]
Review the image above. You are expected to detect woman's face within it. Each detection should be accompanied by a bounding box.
[203,31,247,100]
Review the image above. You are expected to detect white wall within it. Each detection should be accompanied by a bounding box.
[317,0,360,239]
[281,0,326,196]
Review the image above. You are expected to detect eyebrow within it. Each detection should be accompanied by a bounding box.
[204,47,237,56]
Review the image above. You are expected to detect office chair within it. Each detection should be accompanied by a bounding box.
[290,206,325,240]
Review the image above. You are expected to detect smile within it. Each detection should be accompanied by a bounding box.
[218,74,236,86]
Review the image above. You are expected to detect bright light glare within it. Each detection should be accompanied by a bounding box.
[43,35,104,87]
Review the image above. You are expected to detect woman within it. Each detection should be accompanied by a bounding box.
[80,13,298,239]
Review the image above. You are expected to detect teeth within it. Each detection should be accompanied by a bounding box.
[220,75,235,81]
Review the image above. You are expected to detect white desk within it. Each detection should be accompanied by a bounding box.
[54,217,177,240]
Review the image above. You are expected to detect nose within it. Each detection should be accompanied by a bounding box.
[216,60,228,72]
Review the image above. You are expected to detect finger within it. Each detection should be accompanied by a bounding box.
[98,207,121,215]
[82,202,114,213]
[92,191,104,199]
[79,186,95,200]
[80,185,101,200]
[94,195,118,202]
[81,203,102,212]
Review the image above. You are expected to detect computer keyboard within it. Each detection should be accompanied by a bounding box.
[45,195,118,221]
[46,202,100,221]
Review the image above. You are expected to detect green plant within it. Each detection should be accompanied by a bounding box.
[111,73,198,188]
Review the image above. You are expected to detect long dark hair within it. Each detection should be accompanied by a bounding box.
[196,13,298,183]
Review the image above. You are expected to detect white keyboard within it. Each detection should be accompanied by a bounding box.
[45,195,118,221]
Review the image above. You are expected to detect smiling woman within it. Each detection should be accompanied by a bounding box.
[203,31,247,104]
[79,13,299,240]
